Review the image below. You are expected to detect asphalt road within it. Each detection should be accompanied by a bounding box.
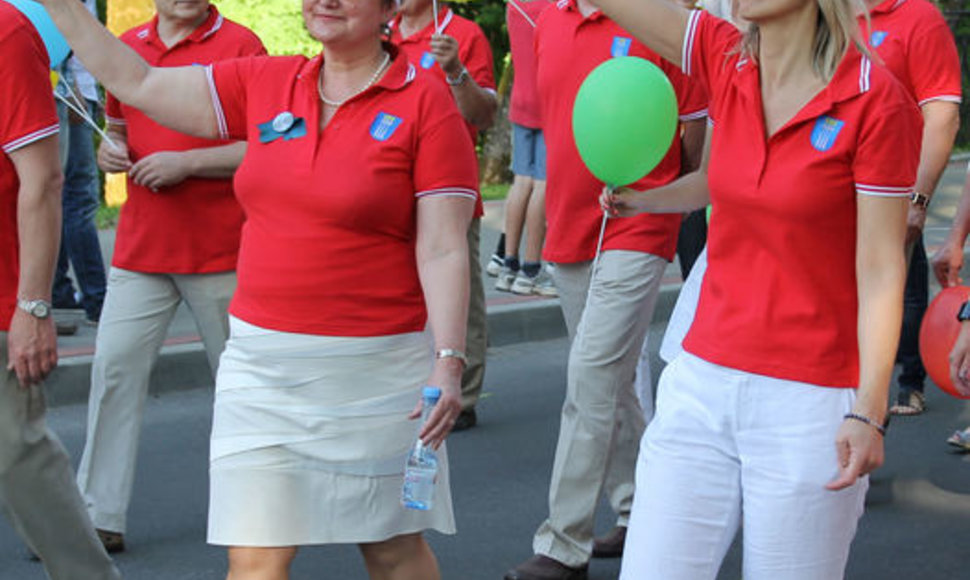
[1,330,969,579]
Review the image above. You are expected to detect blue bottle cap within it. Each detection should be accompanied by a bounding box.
[422,386,442,401]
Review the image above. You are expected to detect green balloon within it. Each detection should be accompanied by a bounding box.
[572,57,679,187]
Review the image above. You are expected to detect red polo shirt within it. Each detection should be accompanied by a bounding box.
[536,1,708,264]
[105,7,265,274]
[681,11,922,387]
[865,0,962,106]
[389,7,497,141]
[207,48,479,336]
[0,5,60,331]
[507,0,551,129]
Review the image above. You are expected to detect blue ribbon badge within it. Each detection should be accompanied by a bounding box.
[258,111,307,144]
[370,112,403,142]
[810,115,845,152]
[611,37,632,58]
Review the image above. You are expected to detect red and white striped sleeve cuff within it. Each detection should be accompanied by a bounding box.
[2,124,59,154]
[855,183,913,198]
[414,187,478,201]
[918,94,962,107]
[681,9,703,77]
[205,65,230,140]
[679,108,708,122]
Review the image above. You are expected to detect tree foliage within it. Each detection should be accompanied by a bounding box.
[216,0,318,56]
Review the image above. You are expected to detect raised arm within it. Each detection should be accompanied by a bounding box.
[38,0,220,139]
[589,0,691,67]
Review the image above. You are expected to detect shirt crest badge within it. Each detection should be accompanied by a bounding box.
[420,52,436,69]
[611,37,632,58]
[370,112,403,142]
[870,31,889,48]
[810,115,845,152]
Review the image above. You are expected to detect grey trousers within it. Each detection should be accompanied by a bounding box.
[77,267,235,533]
[0,333,121,580]
[461,217,487,411]
[534,250,666,566]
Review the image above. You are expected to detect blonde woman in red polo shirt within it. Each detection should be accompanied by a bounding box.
[39,0,478,578]
[593,0,922,578]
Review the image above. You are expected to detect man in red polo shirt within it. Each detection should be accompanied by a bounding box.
[0,5,121,579]
[861,0,962,417]
[505,1,707,578]
[391,0,497,431]
[74,0,265,552]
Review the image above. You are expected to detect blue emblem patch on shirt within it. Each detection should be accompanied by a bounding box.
[420,52,436,69]
[870,31,889,48]
[611,37,632,58]
[370,112,403,142]
[810,116,845,152]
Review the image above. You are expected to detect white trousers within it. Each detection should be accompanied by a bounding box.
[621,353,867,580]
[77,267,235,533]
[535,250,666,566]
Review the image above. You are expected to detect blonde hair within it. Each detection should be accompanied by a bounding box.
[740,0,871,80]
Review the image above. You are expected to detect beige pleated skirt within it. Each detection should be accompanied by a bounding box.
[207,316,455,547]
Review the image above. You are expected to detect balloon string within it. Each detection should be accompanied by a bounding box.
[433,0,440,33]
[508,0,538,28]
[592,187,613,275]
[53,90,120,152]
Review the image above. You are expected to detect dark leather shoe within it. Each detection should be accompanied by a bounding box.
[504,555,588,580]
[453,409,477,432]
[592,525,626,558]
[96,529,125,553]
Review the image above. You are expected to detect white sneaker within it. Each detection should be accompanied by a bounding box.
[486,254,503,277]
[511,269,558,297]
[495,266,516,292]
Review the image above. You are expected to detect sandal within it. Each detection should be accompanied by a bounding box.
[946,427,970,451]
[889,390,925,416]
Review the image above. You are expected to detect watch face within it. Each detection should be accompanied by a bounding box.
[31,302,50,319]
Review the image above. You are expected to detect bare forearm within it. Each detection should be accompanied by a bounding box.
[184,142,247,179]
[855,198,908,421]
[418,245,469,356]
[915,102,960,200]
[451,81,498,131]
[17,172,62,301]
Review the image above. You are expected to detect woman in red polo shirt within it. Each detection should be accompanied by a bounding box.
[39,1,478,578]
[591,0,921,578]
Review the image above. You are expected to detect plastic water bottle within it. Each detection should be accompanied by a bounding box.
[402,386,441,511]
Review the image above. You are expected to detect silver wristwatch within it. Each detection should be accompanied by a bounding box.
[445,67,469,87]
[17,298,52,319]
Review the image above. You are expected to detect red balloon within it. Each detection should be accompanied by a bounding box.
[919,286,970,399]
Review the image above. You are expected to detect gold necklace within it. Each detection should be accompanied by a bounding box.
[318,51,391,108]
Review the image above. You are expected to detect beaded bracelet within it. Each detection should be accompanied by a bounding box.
[843,412,888,436]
